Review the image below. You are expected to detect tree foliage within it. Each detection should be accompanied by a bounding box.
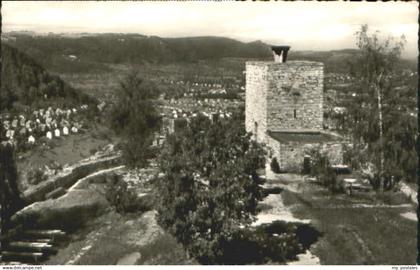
[345,25,416,186]
[0,141,25,245]
[110,72,160,168]
[155,113,266,263]
[1,44,96,112]
[309,148,339,193]
[270,157,281,174]
[4,34,272,71]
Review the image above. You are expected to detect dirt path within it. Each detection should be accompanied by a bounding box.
[46,210,193,265]
[257,175,320,265]
[38,161,192,265]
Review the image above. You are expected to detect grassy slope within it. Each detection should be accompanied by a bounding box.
[16,123,118,191]
[281,182,416,264]
[46,211,194,265]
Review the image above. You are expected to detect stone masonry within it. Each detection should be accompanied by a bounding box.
[245,62,268,143]
[246,52,345,173]
[246,60,324,143]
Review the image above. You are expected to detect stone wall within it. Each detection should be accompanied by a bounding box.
[246,59,333,174]
[245,62,268,144]
[267,135,345,173]
[245,61,324,144]
[23,154,122,204]
[266,61,323,132]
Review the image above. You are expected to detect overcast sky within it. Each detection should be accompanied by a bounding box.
[2,1,418,58]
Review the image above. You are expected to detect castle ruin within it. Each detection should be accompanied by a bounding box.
[245,46,345,173]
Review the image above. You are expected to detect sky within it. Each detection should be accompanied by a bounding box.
[2,1,418,58]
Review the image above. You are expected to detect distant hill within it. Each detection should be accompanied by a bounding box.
[288,49,417,73]
[1,44,97,111]
[3,32,416,75]
[2,33,273,73]
[288,49,359,73]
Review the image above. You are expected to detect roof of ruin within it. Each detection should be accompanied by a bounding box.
[268,131,343,144]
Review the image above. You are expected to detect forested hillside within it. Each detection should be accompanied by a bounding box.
[1,44,97,112]
[3,33,272,73]
[3,33,416,75]
[288,49,417,73]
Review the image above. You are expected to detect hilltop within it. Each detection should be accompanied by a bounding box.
[2,33,272,73]
[1,44,97,112]
[3,32,417,75]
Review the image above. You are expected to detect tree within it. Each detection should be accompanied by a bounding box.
[155,113,266,263]
[308,148,339,193]
[110,72,160,168]
[346,25,412,190]
[0,139,25,247]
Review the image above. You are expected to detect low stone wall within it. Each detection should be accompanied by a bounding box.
[11,165,156,231]
[267,136,345,173]
[23,154,122,204]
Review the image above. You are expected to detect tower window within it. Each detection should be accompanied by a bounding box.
[294,109,297,119]
[254,122,258,141]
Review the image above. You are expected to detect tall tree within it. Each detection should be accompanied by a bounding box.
[155,112,266,263]
[0,138,25,247]
[347,24,411,190]
[110,72,160,168]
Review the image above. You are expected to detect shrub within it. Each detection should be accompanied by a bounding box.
[309,149,339,193]
[212,221,320,264]
[104,174,146,213]
[27,167,48,185]
[270,157,281,174]
[45,161,63,175]
[155,113,266,264]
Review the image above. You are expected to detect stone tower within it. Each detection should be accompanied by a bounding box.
[245,46,324,144]
[245,46,344,173]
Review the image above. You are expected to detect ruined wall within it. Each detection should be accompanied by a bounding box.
[245,62,269,143]
[266,61,323,132]
[267,136,345,173]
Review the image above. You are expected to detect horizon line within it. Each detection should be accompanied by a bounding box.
[3,29,417,60]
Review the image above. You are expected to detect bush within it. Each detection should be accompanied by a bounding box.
[270,157,281,174]
[27,167,48,185]
[211,220,321,264]
[104,174,146,213]
[155,113,266,264]
[309,149,339,193]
